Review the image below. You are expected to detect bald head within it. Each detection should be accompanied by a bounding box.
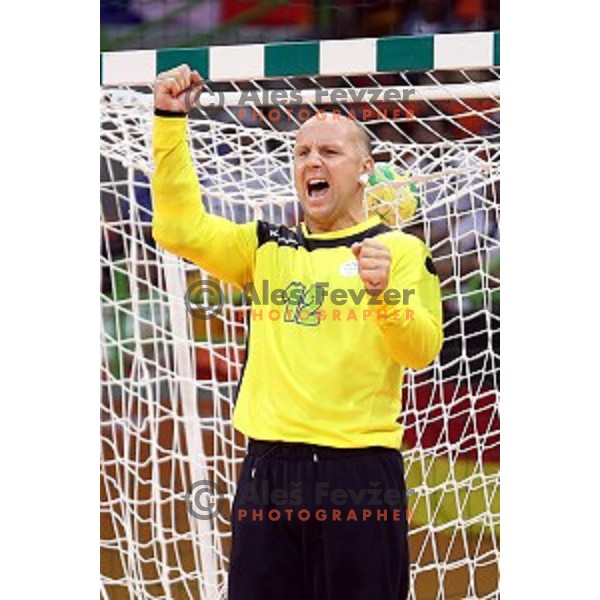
[293,111,375,233]
[297,112,372,158]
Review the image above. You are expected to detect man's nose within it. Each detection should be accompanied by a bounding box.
[305,149,323,167]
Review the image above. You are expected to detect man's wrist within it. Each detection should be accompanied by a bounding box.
[154,108,187,118]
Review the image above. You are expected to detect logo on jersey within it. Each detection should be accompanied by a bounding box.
[282,282,324,327]
[339,259,359,277]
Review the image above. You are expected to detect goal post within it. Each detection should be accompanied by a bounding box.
[101,31,500,599]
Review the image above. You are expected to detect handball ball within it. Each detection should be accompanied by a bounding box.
[365,163,419,225]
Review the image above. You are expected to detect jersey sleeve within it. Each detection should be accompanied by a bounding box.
[376,234,444,369]
[151,115,257,289]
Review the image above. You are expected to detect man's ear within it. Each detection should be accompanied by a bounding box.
[361,155,375,180]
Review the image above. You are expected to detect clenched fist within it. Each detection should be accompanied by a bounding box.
[351,239,392,295]
[154,64,203,113]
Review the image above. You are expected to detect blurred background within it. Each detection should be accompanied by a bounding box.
[101,0,500,51]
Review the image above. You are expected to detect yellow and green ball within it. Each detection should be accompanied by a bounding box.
[365,163,419,226]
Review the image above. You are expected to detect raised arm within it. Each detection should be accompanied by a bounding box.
[151,65,257,289]
[353,234,443,370]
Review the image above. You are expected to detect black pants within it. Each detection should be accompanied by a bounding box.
[228,440,409,600]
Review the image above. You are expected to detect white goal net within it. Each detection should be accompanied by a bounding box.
[101,52,500,599]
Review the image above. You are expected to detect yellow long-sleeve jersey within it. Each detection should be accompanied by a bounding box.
[152,115,443,449]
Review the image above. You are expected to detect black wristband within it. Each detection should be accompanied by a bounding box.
[154,108,187,118]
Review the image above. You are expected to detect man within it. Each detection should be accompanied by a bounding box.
[152,64,443,600]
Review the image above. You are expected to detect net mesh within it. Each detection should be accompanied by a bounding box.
[101,66,500,599]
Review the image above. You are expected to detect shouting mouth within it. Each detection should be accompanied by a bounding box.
[306,178,331,201]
